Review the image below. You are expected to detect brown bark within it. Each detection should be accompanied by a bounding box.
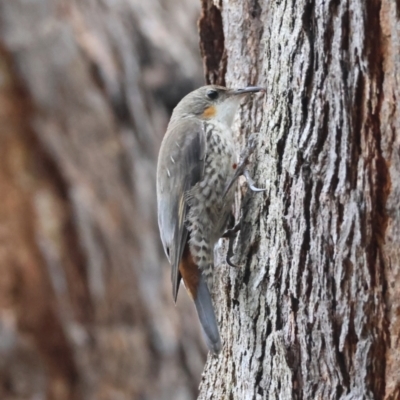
[198,0,400,399]
[0,1,206,399]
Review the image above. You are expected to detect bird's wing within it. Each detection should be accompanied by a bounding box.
[156,118,206,302]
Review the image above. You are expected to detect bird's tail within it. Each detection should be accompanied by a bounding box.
[193,273,221,354]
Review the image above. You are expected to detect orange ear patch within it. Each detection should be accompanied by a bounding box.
[202,105,216,118]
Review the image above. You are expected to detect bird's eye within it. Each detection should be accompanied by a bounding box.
[206,89,219,100]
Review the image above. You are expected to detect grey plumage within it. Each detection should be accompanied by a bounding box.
[157,85,263,354]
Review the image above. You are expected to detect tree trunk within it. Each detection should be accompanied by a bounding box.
[198,0,400,399]
[0,1,205,399]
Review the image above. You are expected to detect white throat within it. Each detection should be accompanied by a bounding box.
[214,97,241,127]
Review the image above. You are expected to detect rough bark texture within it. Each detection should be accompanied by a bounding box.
[0,1,206,399]
[199,0,400,399]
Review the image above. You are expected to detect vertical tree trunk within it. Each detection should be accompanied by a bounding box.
[198,0,400,399]
[0,1,205,399]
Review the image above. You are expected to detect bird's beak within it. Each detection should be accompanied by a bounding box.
[229,86,265,95]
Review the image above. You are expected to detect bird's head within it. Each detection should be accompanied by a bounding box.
[170,85,264,127]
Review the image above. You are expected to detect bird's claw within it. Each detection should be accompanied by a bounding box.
[226,244,238,268]
[244,169,267,192]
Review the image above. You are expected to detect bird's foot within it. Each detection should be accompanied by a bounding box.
[223,133,266,197]
[222,218,242,268]
[222,218,241,238]
[243,168,266,192]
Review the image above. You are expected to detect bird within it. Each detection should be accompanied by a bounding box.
[157,85,264,354]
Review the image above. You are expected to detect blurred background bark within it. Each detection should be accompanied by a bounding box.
[0,0,207,399]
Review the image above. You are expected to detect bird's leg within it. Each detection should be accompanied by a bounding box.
[223,133,266,198]
[222,215,242,268]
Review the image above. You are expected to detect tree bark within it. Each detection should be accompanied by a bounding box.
[198,0,400,399]
[0,1,205,399]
